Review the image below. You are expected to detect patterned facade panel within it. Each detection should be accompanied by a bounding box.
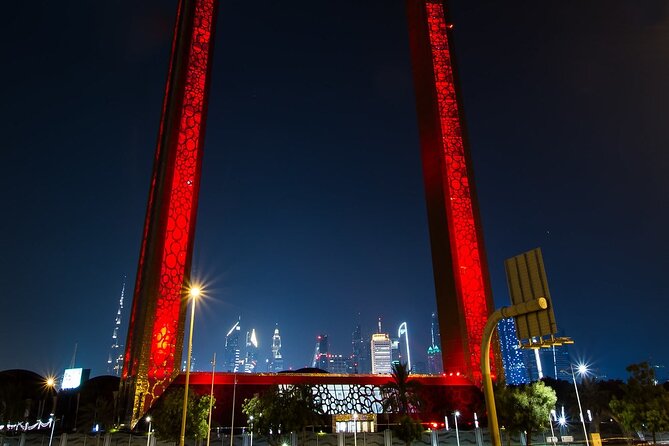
[311,384,385,415]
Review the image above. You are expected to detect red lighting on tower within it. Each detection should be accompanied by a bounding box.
[120,0,218,427]
[406,0,497,384]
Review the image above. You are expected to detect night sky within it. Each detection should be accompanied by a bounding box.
[1,0,668,380]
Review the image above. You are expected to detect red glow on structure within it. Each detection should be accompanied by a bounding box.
[147,0,215,386]
[424,1,492,384]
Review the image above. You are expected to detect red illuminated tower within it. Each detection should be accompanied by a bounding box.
[406,0,497,384]
[119,0,218,427]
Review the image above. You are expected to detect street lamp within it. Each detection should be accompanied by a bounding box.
[48,413,56,446]
[352,412,358,446]
[548,410,557,445]
[206,353,216,446]
[570,363,590,446]
[248,416,254,446]
[179,285,201,446]
[146,416,152,446]
[453,411,460,446]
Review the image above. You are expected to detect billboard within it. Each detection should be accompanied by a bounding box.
[62,368,90,390]
[504,248,559,346]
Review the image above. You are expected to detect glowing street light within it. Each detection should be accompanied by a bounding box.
[453,411,460,446]
[48,413,56,446]
[352,412,358,446]
[179,285,202,446]
[570,363,590,446]
[248,416,254,446]
[146,416,152,446]
[548,410,557,445]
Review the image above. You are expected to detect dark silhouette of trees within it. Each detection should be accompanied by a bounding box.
[381,362,422,415]
[610,362,669,444]
[381,363,424,445]
[242,385,324,446]
[149,388,214,441]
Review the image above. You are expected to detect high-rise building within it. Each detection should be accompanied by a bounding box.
[371,333,392,374]
[351,323,370,374]
[327,355,349,374]
[244,329,259,373]
[312,335,329,371]
[398,322,412,371]
[224,318,241,372]
[498,318,528,385]
[413,361,427,374]
[270,324,284,372]
[391,338,401,366]
[107,278,125,376]
[427,312,443,375]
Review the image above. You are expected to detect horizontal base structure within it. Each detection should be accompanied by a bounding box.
[169,372,484,430]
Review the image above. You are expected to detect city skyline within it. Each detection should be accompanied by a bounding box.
[1,0,668,380]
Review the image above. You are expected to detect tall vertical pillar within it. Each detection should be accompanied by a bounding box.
[406,0,496,384]
[120,0,218,427]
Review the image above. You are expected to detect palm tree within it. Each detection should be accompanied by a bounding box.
[381,362,422,414]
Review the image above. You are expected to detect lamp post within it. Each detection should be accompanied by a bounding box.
[248,416,254,446]
[230,374,237,446]
[207,353,216,446]
[146,416,152,446]
[179,286,201,446]
[570,364,590,446]
[548,410,557,445]
[48,413,56,446]
[453,411,460,446]
[352,412,358,446]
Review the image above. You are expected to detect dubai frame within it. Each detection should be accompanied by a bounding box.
[119,0,498,427]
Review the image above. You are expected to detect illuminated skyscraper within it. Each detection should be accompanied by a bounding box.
[312,335,329,370]
[270,324,283,372]
[427,312,443,375]
[244,329,259,373]
[371,333,392,374]
[398,322,412,371]
[351,323,370,374]
[107,278,126,376]
[224,318,241,372]
[498,318,528,385]
[372,318,392,374]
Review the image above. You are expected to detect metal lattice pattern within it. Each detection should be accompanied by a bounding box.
[148,0,215,385]
[311,384,385,414]
[425,1,490,384]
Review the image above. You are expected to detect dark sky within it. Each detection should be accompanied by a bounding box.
[1,0,668,380]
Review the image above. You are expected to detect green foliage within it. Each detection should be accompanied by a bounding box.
[150,388,215,441]
[393,415,424,446]
[382,362,423,415]
[610,362,669,444]
[242,385,324,446]
[495,380,557,446]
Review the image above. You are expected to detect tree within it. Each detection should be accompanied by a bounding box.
[579,379,624,434]
[610,362,669,444]
[393,415,425,446]
[150,388,215,441]
[381,362,422,415]
[495,380,557,446]
[242,385,324,446]
[381,363,424,445]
